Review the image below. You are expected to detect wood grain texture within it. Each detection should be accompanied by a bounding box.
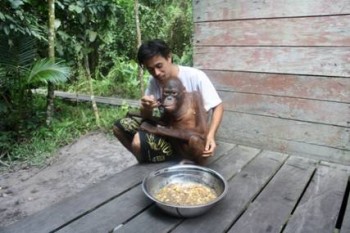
[0,142,237,233]
[195,15,350,46]
[57,186,153,233]
[193,0,350,22]
[340,190,350,233]
[194,46,350,77]
[219,91,350,127]
[218,112,350,161]
[227,156,316,233]
[283,165,349,233]
[172,150,288,233]
[0,163,171,233]
[116,145,262,233]
[205,70,350,102]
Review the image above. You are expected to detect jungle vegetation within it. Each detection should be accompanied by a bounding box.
[0,0,193,167]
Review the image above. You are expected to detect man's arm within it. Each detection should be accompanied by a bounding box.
[203,103,224,156]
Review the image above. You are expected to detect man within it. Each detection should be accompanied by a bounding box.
[113,39,223,163]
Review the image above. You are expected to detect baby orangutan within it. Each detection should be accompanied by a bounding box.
[140,78,208,164]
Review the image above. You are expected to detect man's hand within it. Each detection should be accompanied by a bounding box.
[140,95,160,119]
[202,135,216,157]
[141,95,159,109]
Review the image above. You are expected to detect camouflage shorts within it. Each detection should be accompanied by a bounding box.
[114,117,176,163]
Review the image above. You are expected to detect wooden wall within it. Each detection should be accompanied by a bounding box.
[192,0,350,164]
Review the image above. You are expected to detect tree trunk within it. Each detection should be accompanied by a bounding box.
[46,0,55,126]
[134,0,144,95]
[84,54,101,127]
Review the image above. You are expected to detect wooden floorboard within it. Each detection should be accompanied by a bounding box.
[0,162,172,233]
[114,145,262,233]
[2,141,349,233]
[0,142,235,233]
[55,142,237,233]
[171,150,288,233]
[227,156,316,233]
[341,193,350,233]
[283,165,349,233]
[56,185,153,233]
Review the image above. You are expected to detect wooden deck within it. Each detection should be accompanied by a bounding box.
[1,142,350,233]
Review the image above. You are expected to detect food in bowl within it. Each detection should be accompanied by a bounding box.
[155,182,218,206]
[142,164,227,217]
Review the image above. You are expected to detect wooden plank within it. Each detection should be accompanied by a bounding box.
[193,0,350,22]
[3,142,234,233]
[205,70,350,102]
[113,146,252,233]
[321,162,350,233]
[0,162,172,233]
[53,142,236,233]
[33,89,140,108]
[195,15,350,46]
[209,145,260,180]
[283,165,349,233]
[219,91,350,127]
[116,146,260,233]
[111,202,181,233]
[219,139,350,167]
[320,161,350,173]
[217,113,350,165]
[114,145,262,233]
[113,205,180,233]
[194,46,350,77]
[341,189,350,233]
[56,185,153,233]
[227,156,316,233]
[219,111,350,151]
[171,150,289,233]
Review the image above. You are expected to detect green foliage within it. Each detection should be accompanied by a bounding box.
[64,57,145,99]
[0,35,70,144]
[0,0,194,167]
[0,0,46,40]
[28,59,70,85]
[0,96,130,166]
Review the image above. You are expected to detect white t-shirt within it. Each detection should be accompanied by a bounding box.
[145,66,222,111]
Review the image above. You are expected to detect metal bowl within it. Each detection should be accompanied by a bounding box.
[142,164,227,217]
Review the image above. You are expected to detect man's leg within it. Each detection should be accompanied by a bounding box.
[136,131,176,163]
[114,117,177,163]
[113,117,141,154]
[131,132,143,162]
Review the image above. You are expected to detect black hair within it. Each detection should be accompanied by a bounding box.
[137,39,171,67]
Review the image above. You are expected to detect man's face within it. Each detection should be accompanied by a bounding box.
[143,55,172,84]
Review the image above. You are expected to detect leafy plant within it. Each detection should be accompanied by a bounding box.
[0,35,70,146]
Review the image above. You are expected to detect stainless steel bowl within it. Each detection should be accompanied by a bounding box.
[142,164,227,217]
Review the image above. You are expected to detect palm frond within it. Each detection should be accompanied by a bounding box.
[28,59,70,86]
[0,35,37,69]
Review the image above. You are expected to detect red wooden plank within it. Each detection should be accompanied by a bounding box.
[194,0,350,22]
[194,47,350,77]
[195,15,350,46]
[219,91,350,127]
[205,71,350,102]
